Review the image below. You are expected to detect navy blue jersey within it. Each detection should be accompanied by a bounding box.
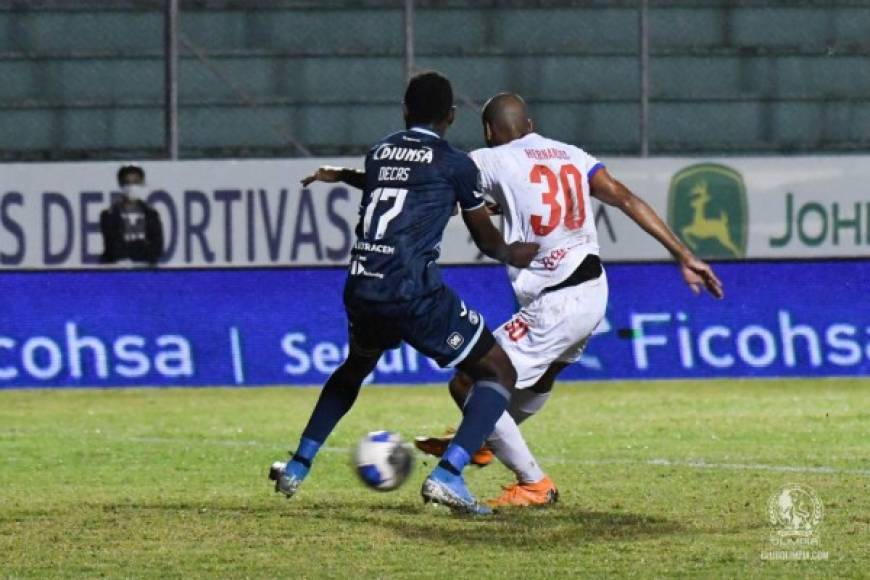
[344,127,484,302]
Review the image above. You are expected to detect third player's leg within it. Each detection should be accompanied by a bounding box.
[508,361,569,424]
[437,335,517,479]
[406,286,518,513]
[449,359,567,418]
[448,370,474,408]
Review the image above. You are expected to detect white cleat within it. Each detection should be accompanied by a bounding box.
[421,475,493,516]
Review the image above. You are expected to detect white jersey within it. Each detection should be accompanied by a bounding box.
[471,133,604,306]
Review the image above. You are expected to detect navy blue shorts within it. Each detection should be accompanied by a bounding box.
[344,285,495,368]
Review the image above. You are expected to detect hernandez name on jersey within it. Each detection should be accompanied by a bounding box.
[471,132,604,306]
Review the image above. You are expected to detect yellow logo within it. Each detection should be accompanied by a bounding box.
[668,164,748,259]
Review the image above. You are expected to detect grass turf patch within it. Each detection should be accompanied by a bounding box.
[0,378,867,578]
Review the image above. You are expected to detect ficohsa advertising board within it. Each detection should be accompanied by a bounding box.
[0,261,866,388]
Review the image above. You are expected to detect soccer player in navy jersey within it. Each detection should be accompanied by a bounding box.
[270,72,539,515]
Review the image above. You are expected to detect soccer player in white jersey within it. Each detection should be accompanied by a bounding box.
[414,93,723,507]
[302,92,723,508]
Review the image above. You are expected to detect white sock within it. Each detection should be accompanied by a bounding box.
[509,389,551,425]
[487,411,545,484]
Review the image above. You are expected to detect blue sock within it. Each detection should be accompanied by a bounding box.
[438,381,510,475]
[434,446,469,481]
[294,365,364,465]
[284,437,320,480]
[292,437,322,466]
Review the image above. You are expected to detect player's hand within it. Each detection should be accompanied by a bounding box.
[301,166,343,186]
[506,241,540,268]
[679,255,724,299]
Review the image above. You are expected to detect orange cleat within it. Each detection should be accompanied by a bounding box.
[486,475,559,508]
[413,431,495,467]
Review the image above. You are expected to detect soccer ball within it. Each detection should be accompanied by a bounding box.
[353,431,414,491]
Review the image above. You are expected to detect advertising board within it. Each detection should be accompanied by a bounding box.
[2,156,868,269]
[0,260,866,388]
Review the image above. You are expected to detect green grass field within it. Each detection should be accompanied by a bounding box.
[1,379,867,578]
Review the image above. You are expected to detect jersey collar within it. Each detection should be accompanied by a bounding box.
[409,126,440,138]
[515,132,539,143]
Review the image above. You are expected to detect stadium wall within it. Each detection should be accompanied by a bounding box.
[0,156,867,387]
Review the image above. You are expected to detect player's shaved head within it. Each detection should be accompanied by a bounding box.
[481,93,533,147]
[482,93,527,131]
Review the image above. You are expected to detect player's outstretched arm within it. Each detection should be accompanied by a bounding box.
[300,166,366,189]
[590,168,724,299]
[462,206,539,268]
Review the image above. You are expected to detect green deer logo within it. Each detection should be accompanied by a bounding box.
[668,164,748,259]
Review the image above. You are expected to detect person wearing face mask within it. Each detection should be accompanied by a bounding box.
[100,164,164,264]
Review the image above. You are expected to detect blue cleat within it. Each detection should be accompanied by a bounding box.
[268,457,309,498]
[421,467,492,516]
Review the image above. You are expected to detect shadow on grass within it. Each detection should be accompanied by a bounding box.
[340,506,683,547]
[80,499,681,546]
[259,500,681,545]
[73,499,420,520]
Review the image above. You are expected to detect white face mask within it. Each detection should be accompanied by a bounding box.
[123,184,148,199]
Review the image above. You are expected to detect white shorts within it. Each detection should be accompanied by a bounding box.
[494,271,608,389]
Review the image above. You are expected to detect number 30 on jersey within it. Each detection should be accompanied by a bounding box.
[529,163,586,236]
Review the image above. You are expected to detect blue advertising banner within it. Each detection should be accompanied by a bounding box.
[0,260,867,388]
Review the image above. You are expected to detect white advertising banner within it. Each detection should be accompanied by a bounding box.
[599,156,870,261]
[1,155,868,269]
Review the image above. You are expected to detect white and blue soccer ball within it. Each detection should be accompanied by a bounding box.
[353,430,414,491]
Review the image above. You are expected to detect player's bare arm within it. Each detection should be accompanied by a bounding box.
[590,167,724,299]
[463,206,538,268]
[300,166,365,189]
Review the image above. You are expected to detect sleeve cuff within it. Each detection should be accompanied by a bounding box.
[461,200,487,213]
[587,162,605,182]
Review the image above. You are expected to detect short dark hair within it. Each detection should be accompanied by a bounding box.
[404,71,454,126]
[117,164,145,186]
